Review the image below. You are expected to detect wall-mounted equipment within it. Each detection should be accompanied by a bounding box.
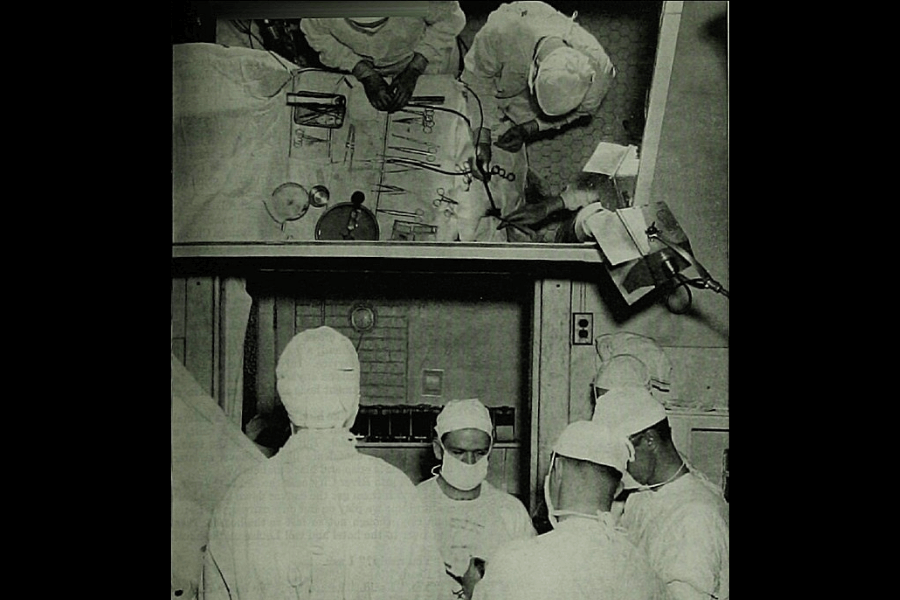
[349,304,376,333]
[422,369,444,397]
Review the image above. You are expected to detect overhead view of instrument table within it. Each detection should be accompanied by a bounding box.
[284,69,528,244]
[172,45,530,246]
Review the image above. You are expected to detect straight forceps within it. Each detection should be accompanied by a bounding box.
[373,183,407,196]
[388,145,438,162]
[343,124,356,169]
[377,208,426,222]
[391,133,437,147]
[397,108,435,133]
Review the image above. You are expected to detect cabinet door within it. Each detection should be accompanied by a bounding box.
[667,411,728,491]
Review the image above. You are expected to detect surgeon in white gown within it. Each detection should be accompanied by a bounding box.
[471,421,666,600]
[417,399,536,600]
[202,326,446,600]
[593,386,729,600]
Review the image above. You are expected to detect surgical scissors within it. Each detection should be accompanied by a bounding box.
[377,208,426,222]
[433,188,458,207]
[490,165,516,182]
[398,107,435,133]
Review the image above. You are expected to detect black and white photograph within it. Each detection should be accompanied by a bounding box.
[172,1,729,598]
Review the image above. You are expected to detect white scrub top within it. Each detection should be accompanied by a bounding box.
[620,472,730,600]
[460,1,615,132]
[300,2,466,77]
[417,476,536,599]
[472,514,668,600]
[203,431,446,600]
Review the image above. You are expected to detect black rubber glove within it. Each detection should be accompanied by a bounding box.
[388,52,428,112]
[497,195,566,229]
[352,60,392,112]
[495,120,539,152]
[469,127,492,182]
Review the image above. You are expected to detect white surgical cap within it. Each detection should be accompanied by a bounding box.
[591,386,666,439]
[435,399,493,439]
[594,354,651,392]
[552,421,629,474]
[595,332,672,393]
[529,47,595,117]
[276,326,360,429]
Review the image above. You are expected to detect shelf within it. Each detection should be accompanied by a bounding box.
[172,241,605,264]
[665,407,729,416]
[357,441,521,449]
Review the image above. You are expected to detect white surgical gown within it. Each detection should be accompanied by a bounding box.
[202,430,446,600]
[300,2,466,77]
[620,473,730,600]
[460,1,615,133]
[472,514,668,600]
[417,477,536,599]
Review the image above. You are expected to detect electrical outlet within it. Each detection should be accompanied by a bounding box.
[572,312,593,345]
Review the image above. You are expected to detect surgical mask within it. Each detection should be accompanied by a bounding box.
[439,448,489,491]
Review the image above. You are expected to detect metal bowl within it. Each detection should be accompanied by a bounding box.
[308,185,330,208]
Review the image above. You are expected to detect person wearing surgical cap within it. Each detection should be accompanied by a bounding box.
[460,1,615,171]
[593,354,652,399]
[300,3,466,112]
[417,399,536,600]
[592,386,729,600]
[202,327,446,600]
[472,421,667,600]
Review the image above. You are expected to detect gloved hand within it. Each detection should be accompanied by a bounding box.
[446,557,485,600]
[495,120,539,152]
[352,60,392,112]
[469,127,492,181]
[497,195,566,229]
[388,52,428,112]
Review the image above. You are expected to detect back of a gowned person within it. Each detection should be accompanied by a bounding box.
[202,327,446,600]
[471,518,667,600]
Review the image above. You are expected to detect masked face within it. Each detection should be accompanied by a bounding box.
[436,429,492,491]
[626,432,653,486]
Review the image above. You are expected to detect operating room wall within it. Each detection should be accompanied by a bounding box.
[234,271,532,496]
[241,271,531,438]
[567,1,729,417]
